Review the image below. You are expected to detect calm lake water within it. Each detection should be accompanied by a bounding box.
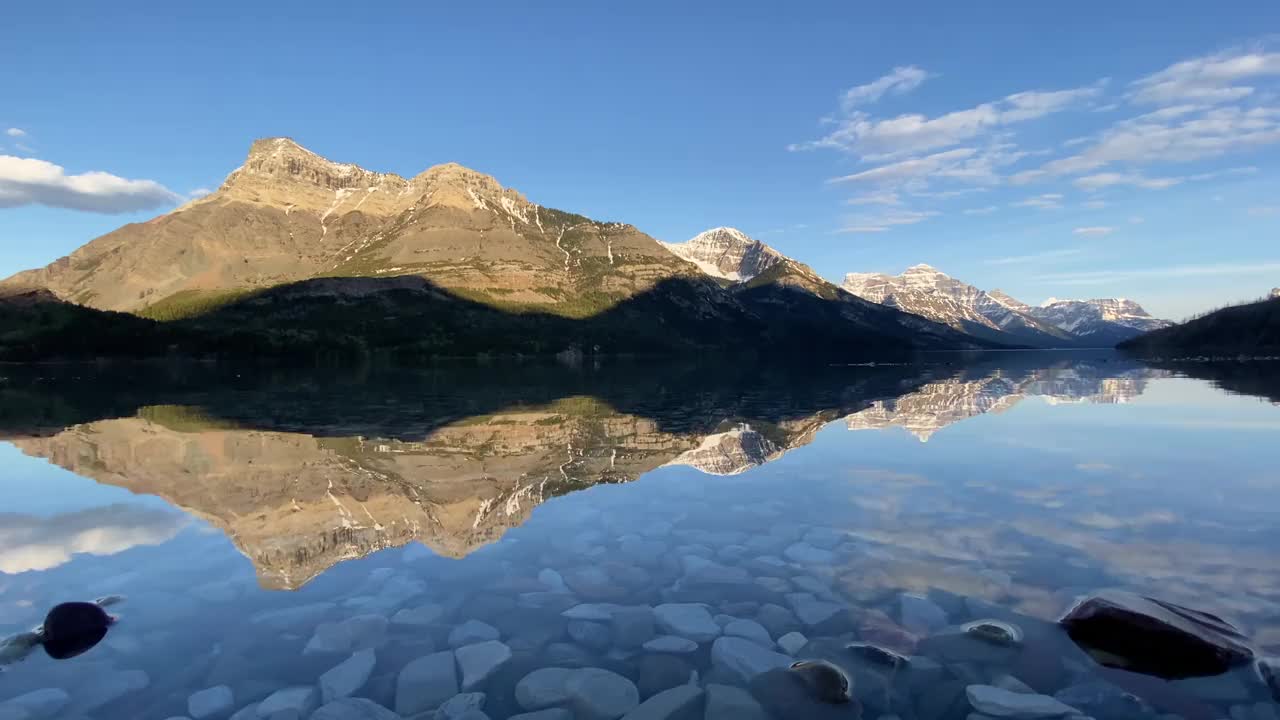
[1,353,1277,720]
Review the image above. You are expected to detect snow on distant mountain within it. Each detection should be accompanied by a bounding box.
[842,265,1170,348]
[661,227,785,282]
[1271,287,1280,299]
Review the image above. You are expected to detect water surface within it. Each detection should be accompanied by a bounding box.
[1,354,1277,719]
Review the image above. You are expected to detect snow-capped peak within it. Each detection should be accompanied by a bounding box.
[662,227,785,282]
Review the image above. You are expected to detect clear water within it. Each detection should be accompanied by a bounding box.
[0,353,1277,720]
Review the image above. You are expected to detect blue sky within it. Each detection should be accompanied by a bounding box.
[2,1,1278,319]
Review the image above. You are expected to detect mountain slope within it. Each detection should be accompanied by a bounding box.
[1119,296,1280,356]
[3,137,697,319]
[842,265,1168,348]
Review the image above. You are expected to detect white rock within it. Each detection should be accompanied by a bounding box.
[900,594,948,634]
[305,614,389,655]
[642,636,698,654]
[392,603,445,627]
[188,686,233,720]
[965,685,1081,718]
[653,604,721,643]
[312,697,400,720]
[320,649,376,703]
[539,569,569,592]
[776,632,808,656]
[396,650,459,716]
[449,620,500,648]
[565,668,639,720]
[455,641,512,691]
[436,692,486,719]
[256,686,319,718]
[516,667,577,710]
[710,636,794,685]
[562,604,624,621]
[620,684,702,720]
[783,542,834,564]
[2,689,70,720]
[723,619,773,649]
[249,602,334,629]
[788,595,844,626]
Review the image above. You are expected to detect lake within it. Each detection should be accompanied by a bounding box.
[1,353,1277,720]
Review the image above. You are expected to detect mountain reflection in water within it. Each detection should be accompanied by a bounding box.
[0,353,1277,720]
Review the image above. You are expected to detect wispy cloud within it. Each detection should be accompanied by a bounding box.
[1073,226,1114,236]
[1037,261,1280,285]
[1129,48,1280,105]
[840,66,931,110]
[0,155,181,213]
[188,187,213,199]
[1082,199,1108,209]
[845,191,901,206]
[963,205,998,215]
[4,128,25,138]
[0,505,188,573]
[837,210,939,234]
[1249,206,1280,217]
[1012,193,1064,210]
[1073,172,1182,191]
[985,247,1084,265]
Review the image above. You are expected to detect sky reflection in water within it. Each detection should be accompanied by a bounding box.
[0,354,1276,719]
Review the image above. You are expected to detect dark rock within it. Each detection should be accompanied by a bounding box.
[917,632,1020,666]
[41,601,112,660]
[1256,657,1279,704]
[610,607,655,650]
[637,654,695,699]
[749,668,861,720]
[789,660,853,704]
[1060,591,1254,679]
[1055,680,1160,720]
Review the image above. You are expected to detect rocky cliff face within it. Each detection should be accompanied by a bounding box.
[843,265,1169,347]
[660,227,785,282]
[2,138,697,316]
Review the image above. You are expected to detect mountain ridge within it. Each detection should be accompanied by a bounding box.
[842,266,1170,348]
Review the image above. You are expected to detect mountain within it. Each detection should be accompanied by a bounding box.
[663,229,995,352]
[842,265,1170,348]
[660,227,785,282]
[845,359,1160,441]
[0,140,991,359]
[1029,298,1172,346]
[1118,295,1280,356]
[3,137,696,318]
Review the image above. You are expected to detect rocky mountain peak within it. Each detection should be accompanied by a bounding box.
[661,227,785,282]
[232,137,405,191]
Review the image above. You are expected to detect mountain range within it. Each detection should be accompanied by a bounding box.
[842,265,1171,348]
[0,137,1183,359]
[0,138,986,360]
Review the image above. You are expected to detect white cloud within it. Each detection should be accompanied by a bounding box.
[1130,48,1280,105]
[1082,199,1108,209]
[0,155,181,213]
[1073,226,1114,236]
[1073,172,1183,191]
[985,247,1083,265]
[963,205,998,215]
[1037,261,1280,285]
[1015,105,1280,183]
[0,505,188,573]
[837,209,939,234]
[840,66,930,110]
[1249,206,1279,217]
[5,128,25,138]
[189,187,213,199]
[1012,193,1064,210]
[845,191,901,206]
[1129,215,1145,224]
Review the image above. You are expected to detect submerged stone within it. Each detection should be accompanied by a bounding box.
[789,660,853,704]
[965,684,1080,718]
[1060,591,1254,679]
[962,620,1024,647]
